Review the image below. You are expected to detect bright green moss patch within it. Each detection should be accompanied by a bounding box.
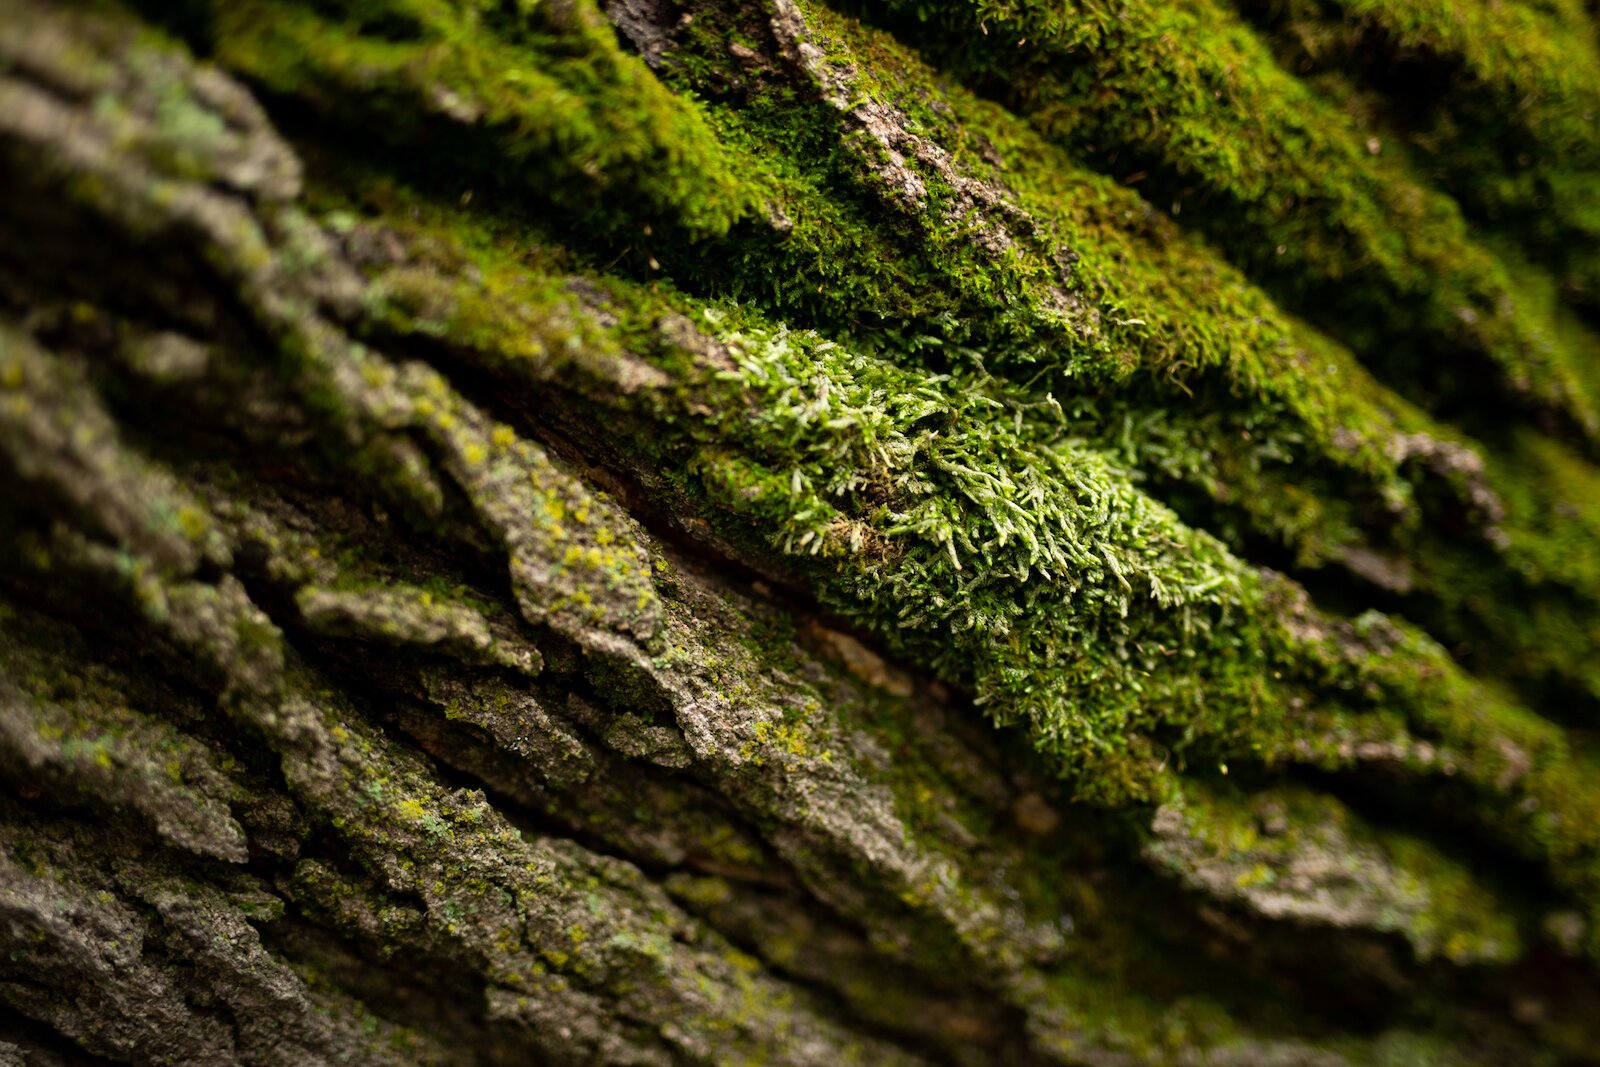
[540,274,1600,956]
[852,0,1600,439]
[323,167,1600,940]
[198,0,762,239]
[685,311,1254,769]
[1238,0,1600,311]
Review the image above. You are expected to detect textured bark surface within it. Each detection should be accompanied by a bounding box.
[3,0,1600,1063]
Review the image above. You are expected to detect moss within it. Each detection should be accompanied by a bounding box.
[1237,0,1600,311]
[279,0,1577,649]
[678,311,1253,779]
[191,0,761,240]
[849,0,1600,439]
[291,137,1600,955]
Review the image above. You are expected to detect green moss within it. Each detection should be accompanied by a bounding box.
[294,129,1600,947]
[197,0,760,240]
[1238,0,1600,311]
[197,0,1600,681]
[851,0,1600,439]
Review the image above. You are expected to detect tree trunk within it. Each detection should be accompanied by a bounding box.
[3,0,1600,1063]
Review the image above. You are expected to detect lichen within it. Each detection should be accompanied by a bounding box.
[296,582,543,674]
[1146,781,1522,964]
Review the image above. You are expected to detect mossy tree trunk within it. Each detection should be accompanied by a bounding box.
[3,0,1600,1063]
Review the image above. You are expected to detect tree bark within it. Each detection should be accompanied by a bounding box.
[3,0,1600,1063]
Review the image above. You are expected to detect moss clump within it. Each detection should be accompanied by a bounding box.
[187,0,762,240]
[851,0,1600,439]
[319,155,1600,953]
[1238,0,1600,312]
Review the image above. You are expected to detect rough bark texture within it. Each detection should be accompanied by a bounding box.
[3,0,1600,1063]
